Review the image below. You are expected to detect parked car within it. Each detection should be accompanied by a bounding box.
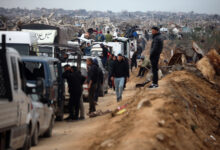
[29,92,54,146]
[22,56,65,121]
[0,37,33,150]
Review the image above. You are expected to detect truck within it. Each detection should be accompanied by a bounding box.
[0,31,38,56]
[0,35,34,150]
[21,24,60,58]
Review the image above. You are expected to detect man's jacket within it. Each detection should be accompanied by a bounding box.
[150,33,163,60]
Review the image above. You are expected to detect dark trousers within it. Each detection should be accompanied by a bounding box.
[108,73,112,88]
[131,61,137,71]
[95,83,101,102]
[88,83,97,113]
[69,93,81,119]
[138,67,147,76]
[150,56,159,84]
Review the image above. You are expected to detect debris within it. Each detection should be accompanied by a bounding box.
[111,104,128,117]
[192,41,205,57]
[156,133,165,142]
[100,139,115,148]
[206,49,220,75]
[88,110,112,118]
[158,120,166,127]
[190,124,198,133]
[137,100,152,110]
[196,56,216,83]
[210,135,216,141]
[116,108,127,115]
[168,53,184,66]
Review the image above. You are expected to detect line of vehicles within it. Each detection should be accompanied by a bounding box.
[0,24,132,150]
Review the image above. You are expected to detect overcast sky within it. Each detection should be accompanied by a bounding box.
[0,0,220,14]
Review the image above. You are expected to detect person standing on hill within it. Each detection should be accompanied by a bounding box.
[149,26,163,88]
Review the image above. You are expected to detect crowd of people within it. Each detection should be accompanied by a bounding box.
[62,26,163,121]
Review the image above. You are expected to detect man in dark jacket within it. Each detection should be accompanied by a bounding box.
[71,66,86,120]
[111,54,129,102]
[131,51,138,72]
[149,26,163,88]
[93,59,104,103]
[86,58,98,113]
[100,44,108,67]
[62,65,83,121]
[107,54,115,88]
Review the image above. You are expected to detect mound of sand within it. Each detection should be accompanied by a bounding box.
[88,70,220,150]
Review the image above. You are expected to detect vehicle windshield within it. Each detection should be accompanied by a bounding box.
[38,46,53,57]
[23,61,45,81]
[6,44,30,56]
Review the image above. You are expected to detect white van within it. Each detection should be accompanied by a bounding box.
[0,40,33,150]
[0,31,38,56]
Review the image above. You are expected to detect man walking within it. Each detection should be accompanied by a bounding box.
[149,26,163,88]
[111,54,129,102]
[86,58,98,114]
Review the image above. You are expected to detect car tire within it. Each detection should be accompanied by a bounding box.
[44,118,53,138]
[21,134,31,150]
[31,126,39,146]
[56,104,64,121]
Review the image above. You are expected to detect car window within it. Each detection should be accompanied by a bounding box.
[11,57,18,90]
[23,62,45,80]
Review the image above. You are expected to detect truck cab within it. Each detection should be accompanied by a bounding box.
[0,36,32,150]
[21,56,64,121]
[0,31,38,56]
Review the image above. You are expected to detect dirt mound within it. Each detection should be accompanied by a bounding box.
[88,71,220,150]
[196,56,216,83]
[206,49,220,75]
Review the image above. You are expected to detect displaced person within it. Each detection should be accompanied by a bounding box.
[84,43,92,56]
[71,66,86,120]
[131,51,138,72]
[137,56,151,77]
[62,65,82,121]
[149,26,163,88]
[107,54,115,88]
[105,31,113,42]
[86,58,98,113]
[93,59,104,103]
[111,54,129,102]
[96,31,105,42]
[123,56,130,89]
[100,44,108,67]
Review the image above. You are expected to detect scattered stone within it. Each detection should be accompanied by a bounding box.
[100,139,115,148]
[137,100,152,110]
[190,124,198,133]
[210,135,216,141]
[158,120,166,127]
[156,133,165,142]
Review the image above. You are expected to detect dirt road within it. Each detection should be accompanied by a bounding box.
[31,42,220,150]
[31,71,139,150]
